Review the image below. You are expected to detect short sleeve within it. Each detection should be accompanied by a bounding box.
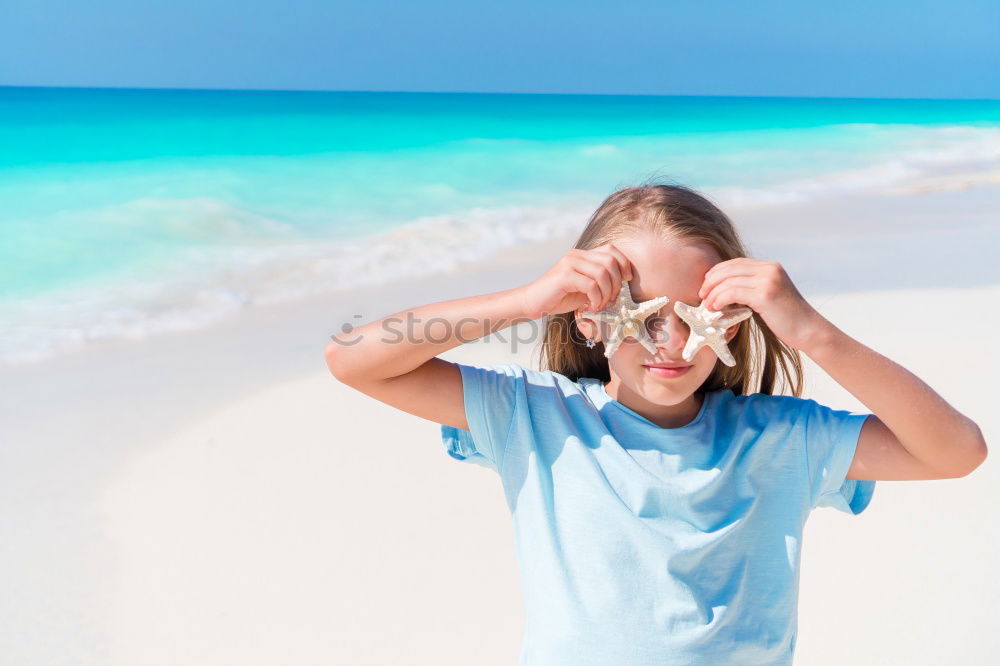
[800,398,876,515]
[440,362,524,472]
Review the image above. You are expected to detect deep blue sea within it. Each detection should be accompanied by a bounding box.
[2,86,999,363]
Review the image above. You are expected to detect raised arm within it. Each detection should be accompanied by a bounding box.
[324,286,533,431]
[324,243,633,430]
[699,258,988,481]
[797,316,987,480]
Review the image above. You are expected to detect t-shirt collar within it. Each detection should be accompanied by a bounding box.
[578,377,715,431]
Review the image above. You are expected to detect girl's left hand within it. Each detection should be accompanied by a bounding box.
[696,258,827,352]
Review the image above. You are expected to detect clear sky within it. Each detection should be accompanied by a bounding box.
[2,0,997,99]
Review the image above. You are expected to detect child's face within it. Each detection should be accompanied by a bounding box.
[583,232,739,406]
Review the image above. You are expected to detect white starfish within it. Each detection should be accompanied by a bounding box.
[673,301,753,367]
[578,281,670,358]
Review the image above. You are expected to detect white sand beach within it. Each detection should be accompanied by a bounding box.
[2,184,999,664]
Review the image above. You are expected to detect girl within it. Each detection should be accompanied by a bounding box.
[324,183,987,665]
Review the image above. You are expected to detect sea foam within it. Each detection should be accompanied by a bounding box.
[2,122,998,365]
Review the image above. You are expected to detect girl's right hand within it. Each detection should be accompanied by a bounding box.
[515,243,634,320]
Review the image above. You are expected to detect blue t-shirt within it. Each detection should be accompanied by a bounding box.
[440,362,875,666]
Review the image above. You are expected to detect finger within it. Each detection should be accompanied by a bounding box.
[572,256,615,308]
[703,257,762,282]
[704,283,759,312]
[595,242,634,282]
[699,259,765,299]
[562,270,600,314]
[586,248,624,300]
[704,276,760,309]
[704,256,758,275]
[569,268,607,312]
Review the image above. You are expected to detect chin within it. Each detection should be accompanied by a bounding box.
[640,365,713,397]
[635,373,695,402]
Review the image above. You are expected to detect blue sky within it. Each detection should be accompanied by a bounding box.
[2,0,997,99]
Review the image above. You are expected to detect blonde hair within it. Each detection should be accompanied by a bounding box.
[536,180,804,397]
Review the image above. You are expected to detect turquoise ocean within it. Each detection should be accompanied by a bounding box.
[2,86,999,364]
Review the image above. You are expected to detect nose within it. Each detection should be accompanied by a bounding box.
[650,312,688,359]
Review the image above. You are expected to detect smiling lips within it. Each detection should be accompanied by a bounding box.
[644,363,692,378]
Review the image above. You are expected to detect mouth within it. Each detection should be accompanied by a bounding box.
[643,363,693,379]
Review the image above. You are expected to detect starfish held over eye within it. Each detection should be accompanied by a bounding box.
[673,301,753,367]
[578,281,670,358]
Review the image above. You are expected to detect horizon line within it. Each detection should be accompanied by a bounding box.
[1,83,997,103]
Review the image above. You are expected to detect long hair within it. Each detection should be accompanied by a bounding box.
[537,179,804,397]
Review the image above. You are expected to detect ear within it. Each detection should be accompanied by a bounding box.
[575,310,600,342]
[724,322,742,343]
